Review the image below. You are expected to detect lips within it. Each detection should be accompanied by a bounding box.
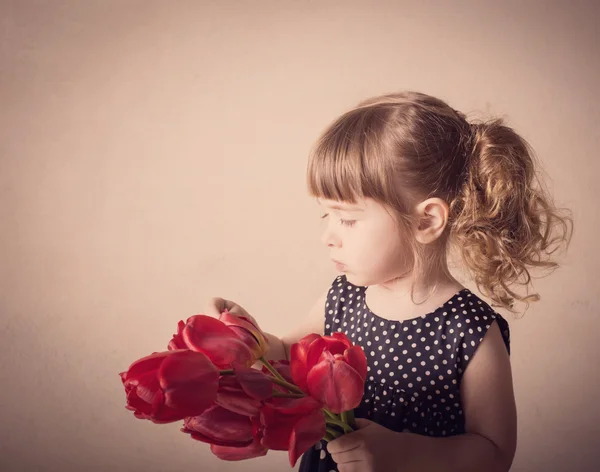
[332,259,346,271]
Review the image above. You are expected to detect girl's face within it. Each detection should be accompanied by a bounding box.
[318,197,412,287]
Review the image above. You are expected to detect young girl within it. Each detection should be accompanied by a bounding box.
[206,91,572,471]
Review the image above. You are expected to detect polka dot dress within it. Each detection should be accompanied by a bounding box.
[298,275,510,472]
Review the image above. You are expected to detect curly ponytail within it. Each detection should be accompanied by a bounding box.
[449,119,574,314]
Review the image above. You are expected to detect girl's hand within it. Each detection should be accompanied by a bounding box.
[204,297,268,369]
[327,418,412,472]
[204,297,251,319]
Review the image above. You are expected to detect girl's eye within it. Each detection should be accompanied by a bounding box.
[320,213,355,227]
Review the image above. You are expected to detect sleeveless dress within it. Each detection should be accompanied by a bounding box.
[298,274,511,472]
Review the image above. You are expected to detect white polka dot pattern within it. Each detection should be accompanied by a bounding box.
[323,275,510,438]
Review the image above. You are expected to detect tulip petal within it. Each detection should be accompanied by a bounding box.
[289,344,309,392]
[210,441,268,461]
[262,360,293,393]
[328,332,353,349]
[288,408,326,467]
[321,333,352,356]
[134,370,161,406]
[218,309,270,358]
[306,356,365,414]
[291,336,330,393]
[215,389,262,417]
[216,375,264,416]
[151,389,189,423]
[182,315,254,368]
[167,321,187,350]
[270,395,323,415]
[260,408,295,450]
[343,345,367,381]
[220,308,262,330]
[272,360,293,383]
[182,405,254,446]
[185,431,253,448]
[306,337,328,369]
[158,350,219,417]
[123,351,171,381]
[123,371,157,417]
[231,362,273,401]
[158,350,218,388]
[219,311,263,342]
[260,396,323,451]
[298,333,323,346]
[227,326,263,354]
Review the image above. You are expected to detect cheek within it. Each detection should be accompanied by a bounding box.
[371,224,404,252]
[360,228,407,267]
[345,218,406,254]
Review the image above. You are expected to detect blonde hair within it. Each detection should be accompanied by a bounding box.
[307,91,573,315]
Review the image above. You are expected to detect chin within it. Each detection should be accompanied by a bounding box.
[343,272,369,287]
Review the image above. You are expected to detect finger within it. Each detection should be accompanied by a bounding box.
[326,434,363,455]
[204,297,227,318]
[354,418,374,429]
[329,448,365,466]
[337,460,364,472]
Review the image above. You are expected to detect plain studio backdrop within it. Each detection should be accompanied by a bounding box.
[1,1,597,471]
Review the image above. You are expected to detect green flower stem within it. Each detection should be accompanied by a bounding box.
[259,357,287,382]
[220,363,305,395]
[259,357,305,395]
[325,417,353,434]
[272,391,304,398]
[325,426,342,440]
[267,377,305,394]
[341,410,357,430]
[323,408,340,421]
[323,431,335,442]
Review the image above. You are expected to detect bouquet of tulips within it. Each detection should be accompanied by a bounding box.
[119,309,367,467]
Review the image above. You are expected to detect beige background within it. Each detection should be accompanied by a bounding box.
[1,1,598,471]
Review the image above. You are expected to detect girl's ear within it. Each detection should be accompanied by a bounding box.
[413,198,449,244]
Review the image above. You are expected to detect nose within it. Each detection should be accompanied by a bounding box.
[320,224,341,248]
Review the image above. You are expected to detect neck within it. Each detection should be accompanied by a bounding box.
[376,259,463,304]
[365,269,465,322]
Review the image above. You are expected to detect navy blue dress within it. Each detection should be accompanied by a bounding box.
[298,275,510,471]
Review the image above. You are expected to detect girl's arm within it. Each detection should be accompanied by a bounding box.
[204,288,327,369]
[253,287,328,367]
[402,321,517,472]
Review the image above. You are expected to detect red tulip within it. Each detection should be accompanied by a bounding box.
[210,441,268,461]
[181,404,255,447]
[219,308,270,360]
[259,396,326,467]
[209,417,268,461]
[210,441,269,461]
[288,333,324,393]
[215,362,274,416]
[215,376,263,417]
[168,315,254,368]
[205,396,324,466]
[120,350,218,424]
[290,332,367,414]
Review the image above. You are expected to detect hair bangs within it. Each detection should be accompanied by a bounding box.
[306,109,391,205]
